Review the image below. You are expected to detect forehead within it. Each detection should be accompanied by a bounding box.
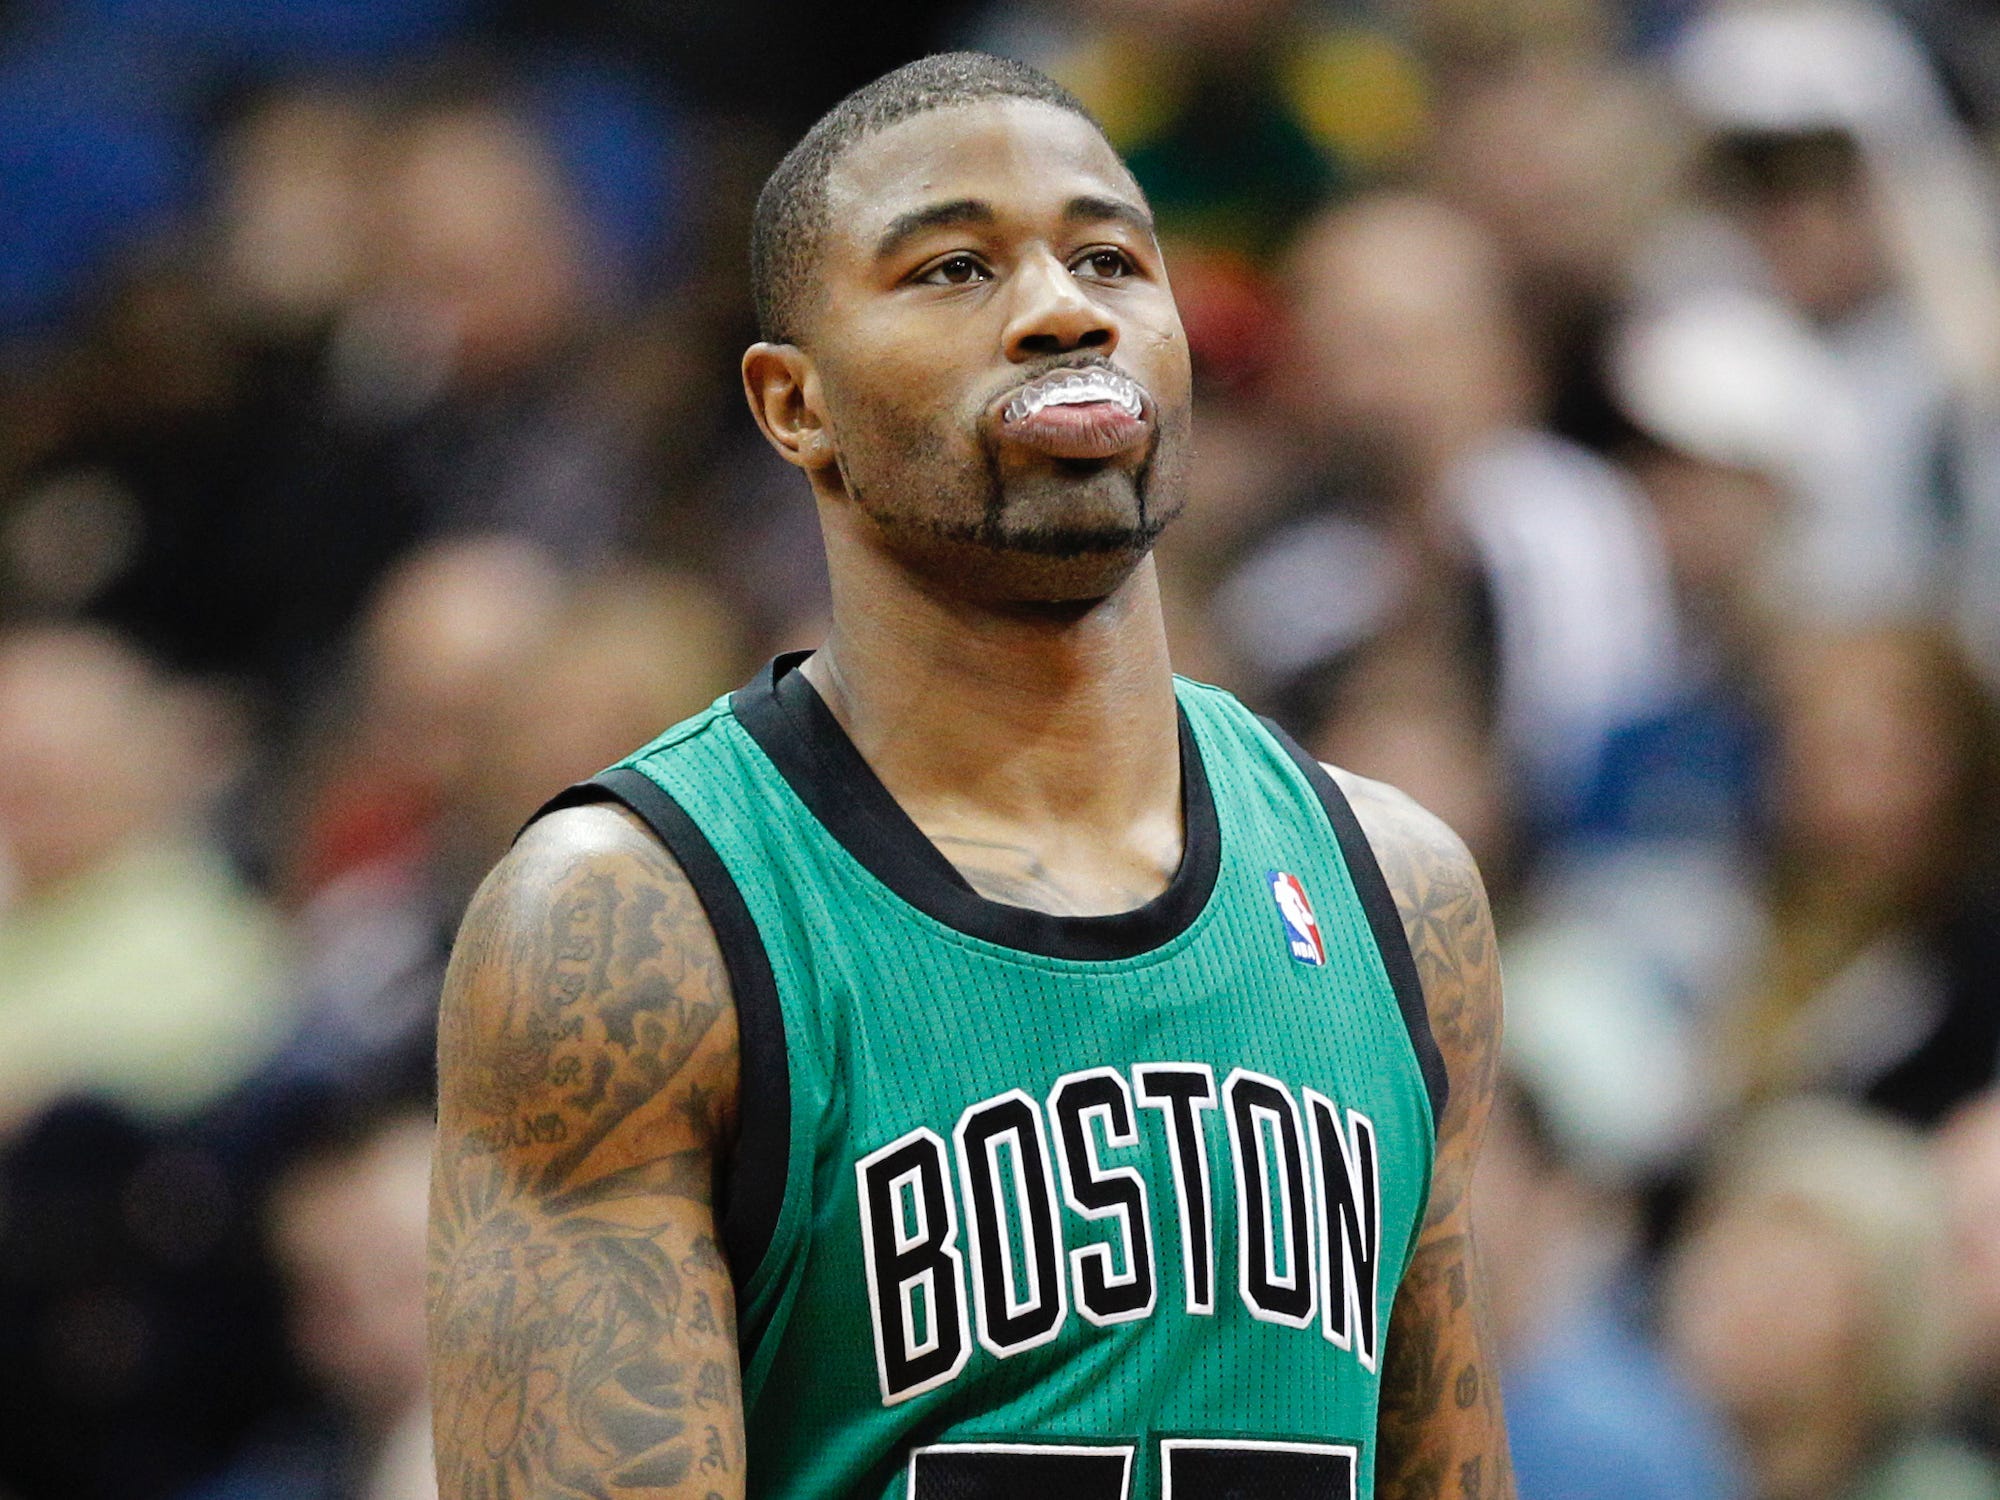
[822,97,1137,254]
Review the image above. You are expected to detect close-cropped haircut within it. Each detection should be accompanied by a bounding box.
[750,52,1105,345]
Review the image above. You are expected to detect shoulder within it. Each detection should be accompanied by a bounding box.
[436,802,739,1183]
[1322,764,1500,1167]
[470,799,688,903]
[428,804,747,1493]
[444,801,729,1018]
[1324,767,1481,907]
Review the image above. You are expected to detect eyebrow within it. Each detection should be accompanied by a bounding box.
[873,199,997,261]
[1062,194,1156,240]
[870,193,1158,263]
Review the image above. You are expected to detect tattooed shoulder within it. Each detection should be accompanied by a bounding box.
[1325,765,1500,1169]
[429,802,747,1499]
[436,802,741,1187]
[1323,766,1515,1500]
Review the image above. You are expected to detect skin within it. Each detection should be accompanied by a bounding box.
[746,98,1197,916]
[430,802,744,1500]
[1337,769,1513,1500]
[429,96,1511,1500]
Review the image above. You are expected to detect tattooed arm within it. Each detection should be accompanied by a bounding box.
[1332,767,1514,1500]
[428,803,745,1500]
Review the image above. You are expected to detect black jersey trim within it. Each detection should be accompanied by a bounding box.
[1255,717,1450,1136]
[528,769,791,1294]
[731,652,1221,963]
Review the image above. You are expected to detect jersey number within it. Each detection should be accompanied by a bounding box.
[907,1438,1358,1498]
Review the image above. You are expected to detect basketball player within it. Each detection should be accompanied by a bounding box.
[428,54,1511,1500]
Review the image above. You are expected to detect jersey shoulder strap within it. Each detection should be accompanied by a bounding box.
[1240,703,1450,1132]
[528,764,792,1294]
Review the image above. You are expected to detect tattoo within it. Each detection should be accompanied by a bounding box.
[930,831,1163,916]
[1333,768,1514,1500]
[1378,1236,1457,1500]
[1455,1365,1480,1409]
[1377,1229,1512,1500]
[429,806,744,1499]
[1339,773,1500,1226]
[694,1361,732,1409]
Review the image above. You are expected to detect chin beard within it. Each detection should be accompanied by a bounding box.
[981,517,1171,555]
[973,469,1179,557]
[848,444,1181,560]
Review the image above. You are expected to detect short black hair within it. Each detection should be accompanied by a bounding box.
[750,52,1105,344]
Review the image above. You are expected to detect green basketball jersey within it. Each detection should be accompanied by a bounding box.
[556,654,1446,1500]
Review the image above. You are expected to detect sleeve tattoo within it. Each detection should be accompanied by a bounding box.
[427,805,746,1500]
[1336,769,1515,1500]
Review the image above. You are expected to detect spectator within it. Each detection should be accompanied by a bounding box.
[1308,632,1517,896]
[1727,625,2000,1126]
[1665,1098,2000,1500]
[192,69,661,709]
[282,535,572,903]
[1477,1069,1742,1500]
[1491,292,1827,1179]
[0,624,293,1133]
[252,538,571,1103]
[0,632,306,1500]
[1665,0,2000,637]
[1214,192,1679,838]
[1579,291,1821,848]
[982,0,1428,392]
[460,560,748,865]
[207,85,377,349]
[253,552,742,1105]
[1430,51,1686,456]
[1022,0,1426,259]
[180,1099,437,1500]
[330,71,649,557]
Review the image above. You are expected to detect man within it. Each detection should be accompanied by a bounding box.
[191,1099,438,1500]
[1476,1072,1739,1500]
[427,53,1510,1500]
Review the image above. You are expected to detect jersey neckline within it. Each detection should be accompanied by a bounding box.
[731,651,1222,962]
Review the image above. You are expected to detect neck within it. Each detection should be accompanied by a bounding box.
[801,521,1185,917]
[806,544,1179,827]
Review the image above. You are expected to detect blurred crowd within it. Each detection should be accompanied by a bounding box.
[2,0,2000,1497]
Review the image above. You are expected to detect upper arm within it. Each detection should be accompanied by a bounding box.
[1327,764,1512,1500]
[427,802,746,1499]
[1329,766,1500,1229]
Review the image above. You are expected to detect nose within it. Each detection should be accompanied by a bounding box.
[1002,250,1116,362]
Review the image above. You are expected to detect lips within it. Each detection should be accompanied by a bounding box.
[997,366,1151,461]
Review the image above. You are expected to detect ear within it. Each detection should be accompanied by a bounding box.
[742,341,839,476]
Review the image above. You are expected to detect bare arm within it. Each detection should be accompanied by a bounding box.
[427,803,745,1500]
[1332,767,1514,1500]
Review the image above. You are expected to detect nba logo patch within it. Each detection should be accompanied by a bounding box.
[1267,870,1327,967]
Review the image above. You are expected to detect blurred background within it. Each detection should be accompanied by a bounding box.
[2,0,1999,1496]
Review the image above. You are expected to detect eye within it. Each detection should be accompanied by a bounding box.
[1075,247,1136,279]
[916,254,992,287]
